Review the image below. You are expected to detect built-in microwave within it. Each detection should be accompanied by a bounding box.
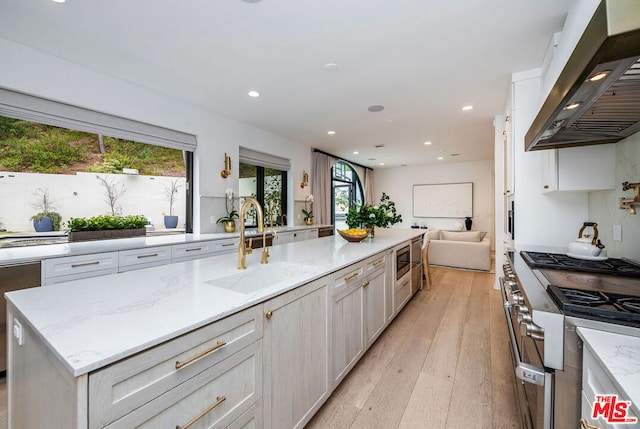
[396,244,410,280]
[507,198,515,240]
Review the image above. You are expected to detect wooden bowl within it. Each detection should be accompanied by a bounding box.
[338,229,369,242]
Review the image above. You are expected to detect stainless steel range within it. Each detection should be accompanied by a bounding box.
[500,250,640,429]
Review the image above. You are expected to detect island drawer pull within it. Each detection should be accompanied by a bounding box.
[344,272,360,282]
[221,243,235,247]
[184,247,203,252]
[137,253,159,259]
[175,340,227,369]
[362,281,370,288]
[372,258,384,266]
[71,261,100,268]
[176,395,226,429]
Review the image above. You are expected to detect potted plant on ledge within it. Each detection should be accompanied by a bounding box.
[67,214,149,242]
[302,194,313,225]
[216,188,239,233]
[162,179,181,229]
[30,187,62,232]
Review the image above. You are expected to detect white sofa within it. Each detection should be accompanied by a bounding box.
[426,229,491,271]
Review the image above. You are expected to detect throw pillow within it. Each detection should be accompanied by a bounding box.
[441,230,481,242]
[427,229,441,240]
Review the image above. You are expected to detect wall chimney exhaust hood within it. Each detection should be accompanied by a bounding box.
[525,0,640,151]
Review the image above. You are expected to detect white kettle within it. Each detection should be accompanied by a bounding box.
[567,222,607,260]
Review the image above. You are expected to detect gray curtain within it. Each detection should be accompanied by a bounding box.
[364,168,375,205]
[311,152,334,225]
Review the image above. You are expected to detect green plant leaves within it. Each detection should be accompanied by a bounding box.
[66,214,148,232]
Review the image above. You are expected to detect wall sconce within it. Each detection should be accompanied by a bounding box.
[221,153,231,178]
[300,170,309,188]
[619,181,640,215]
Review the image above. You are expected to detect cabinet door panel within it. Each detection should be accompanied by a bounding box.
[332,285,363,385]
[364,268,386,348]
[263,279,330,429]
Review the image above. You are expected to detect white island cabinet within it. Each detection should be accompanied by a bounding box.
[5,229,424,429]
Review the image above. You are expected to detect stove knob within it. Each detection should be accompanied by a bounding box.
[519,321,544,340]
[512,293,524,305]
[517,311,532,324]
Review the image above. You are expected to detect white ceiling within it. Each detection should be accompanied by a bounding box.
[0,0,573,168]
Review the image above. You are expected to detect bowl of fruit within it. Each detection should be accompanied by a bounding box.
[337,228,369,242]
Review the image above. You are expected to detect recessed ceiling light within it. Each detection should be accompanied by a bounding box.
[327,130,336,135]
[51,0,66,2]
[353,151,359,155]
[564,101,582,110]
[324,63,339,71]
[379,163,385,166]
[368,105,384,112]
[247,90,260,98]
[587,71,611,82]
[424,141,432,145]
[462,105,473,111]
[242,0,262,3]
[437,156,444,160]
[386,119,394,123]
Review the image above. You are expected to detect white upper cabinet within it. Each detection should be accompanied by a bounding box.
[541,144,616,193]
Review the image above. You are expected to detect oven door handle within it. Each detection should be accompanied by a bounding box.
[503,296,546,387]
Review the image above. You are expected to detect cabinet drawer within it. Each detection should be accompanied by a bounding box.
[227,400,263,429]
[364,252,386,277]
[106,341,262,429]
[43,252,118,283]
[331,263,365,297]
[118,246,172,271]
[394,275,411,313]
[89,306,263,427]
[172,241,214,262]
[211,238,239,254]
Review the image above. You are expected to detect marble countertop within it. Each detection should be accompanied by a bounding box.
[6,228,425,377]
[577,327,640,418]
[0,224,331,266]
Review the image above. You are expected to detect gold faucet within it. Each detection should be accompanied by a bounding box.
[261,228,278,264]
[238,197,264,269]
[279,213,287,227]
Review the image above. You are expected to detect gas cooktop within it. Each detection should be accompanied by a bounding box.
[520,251,640,278]
[548,285,640,328]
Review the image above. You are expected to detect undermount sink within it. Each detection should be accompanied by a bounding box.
[205,261,322,294]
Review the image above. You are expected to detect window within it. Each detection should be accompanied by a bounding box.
[332,161,363,230]
[239,162,287,227]
[0,116,193,246]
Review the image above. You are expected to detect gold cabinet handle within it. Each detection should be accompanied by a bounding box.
[175,340,227,369]
[543,185,549,189]
[362,281,370,288]
[266,310,273,319]
[373,258,384,266]
[176,396,226,429]
[71,261,100,268]
[344,272,360,282]
[580,418,599,429]
[185,247,202,252]
[137,253,159,259]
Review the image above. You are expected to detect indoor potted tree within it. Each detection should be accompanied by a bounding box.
[216,188,239,232]
[30,187,62,232]
[162,179,180,229]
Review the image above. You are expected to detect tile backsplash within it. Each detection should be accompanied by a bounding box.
[588,132,640,260]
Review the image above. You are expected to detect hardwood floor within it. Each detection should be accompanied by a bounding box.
[306,266,522,429]
[0,267,520,429]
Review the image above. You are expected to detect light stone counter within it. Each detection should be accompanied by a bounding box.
[577,327,640,418]
[0,224,331,266]
[6,228,425,377]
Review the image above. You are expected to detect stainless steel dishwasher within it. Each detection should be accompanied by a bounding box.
[0,261,41,374]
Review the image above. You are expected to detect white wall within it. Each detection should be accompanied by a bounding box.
[0,172,185,231]
[0,37,312,234]
[588,133,640,260]
[374,160,495,249]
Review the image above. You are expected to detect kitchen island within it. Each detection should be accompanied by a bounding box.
[5,228,425,429]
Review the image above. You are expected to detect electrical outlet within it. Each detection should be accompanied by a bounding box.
[210,216,216,224]
[613,224,622,242]
[13,318,24,346]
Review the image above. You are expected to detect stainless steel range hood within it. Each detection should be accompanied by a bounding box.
[525,0,640,151]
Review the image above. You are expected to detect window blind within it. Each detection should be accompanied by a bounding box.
[239,146,291,170]
[0,87,197,151]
